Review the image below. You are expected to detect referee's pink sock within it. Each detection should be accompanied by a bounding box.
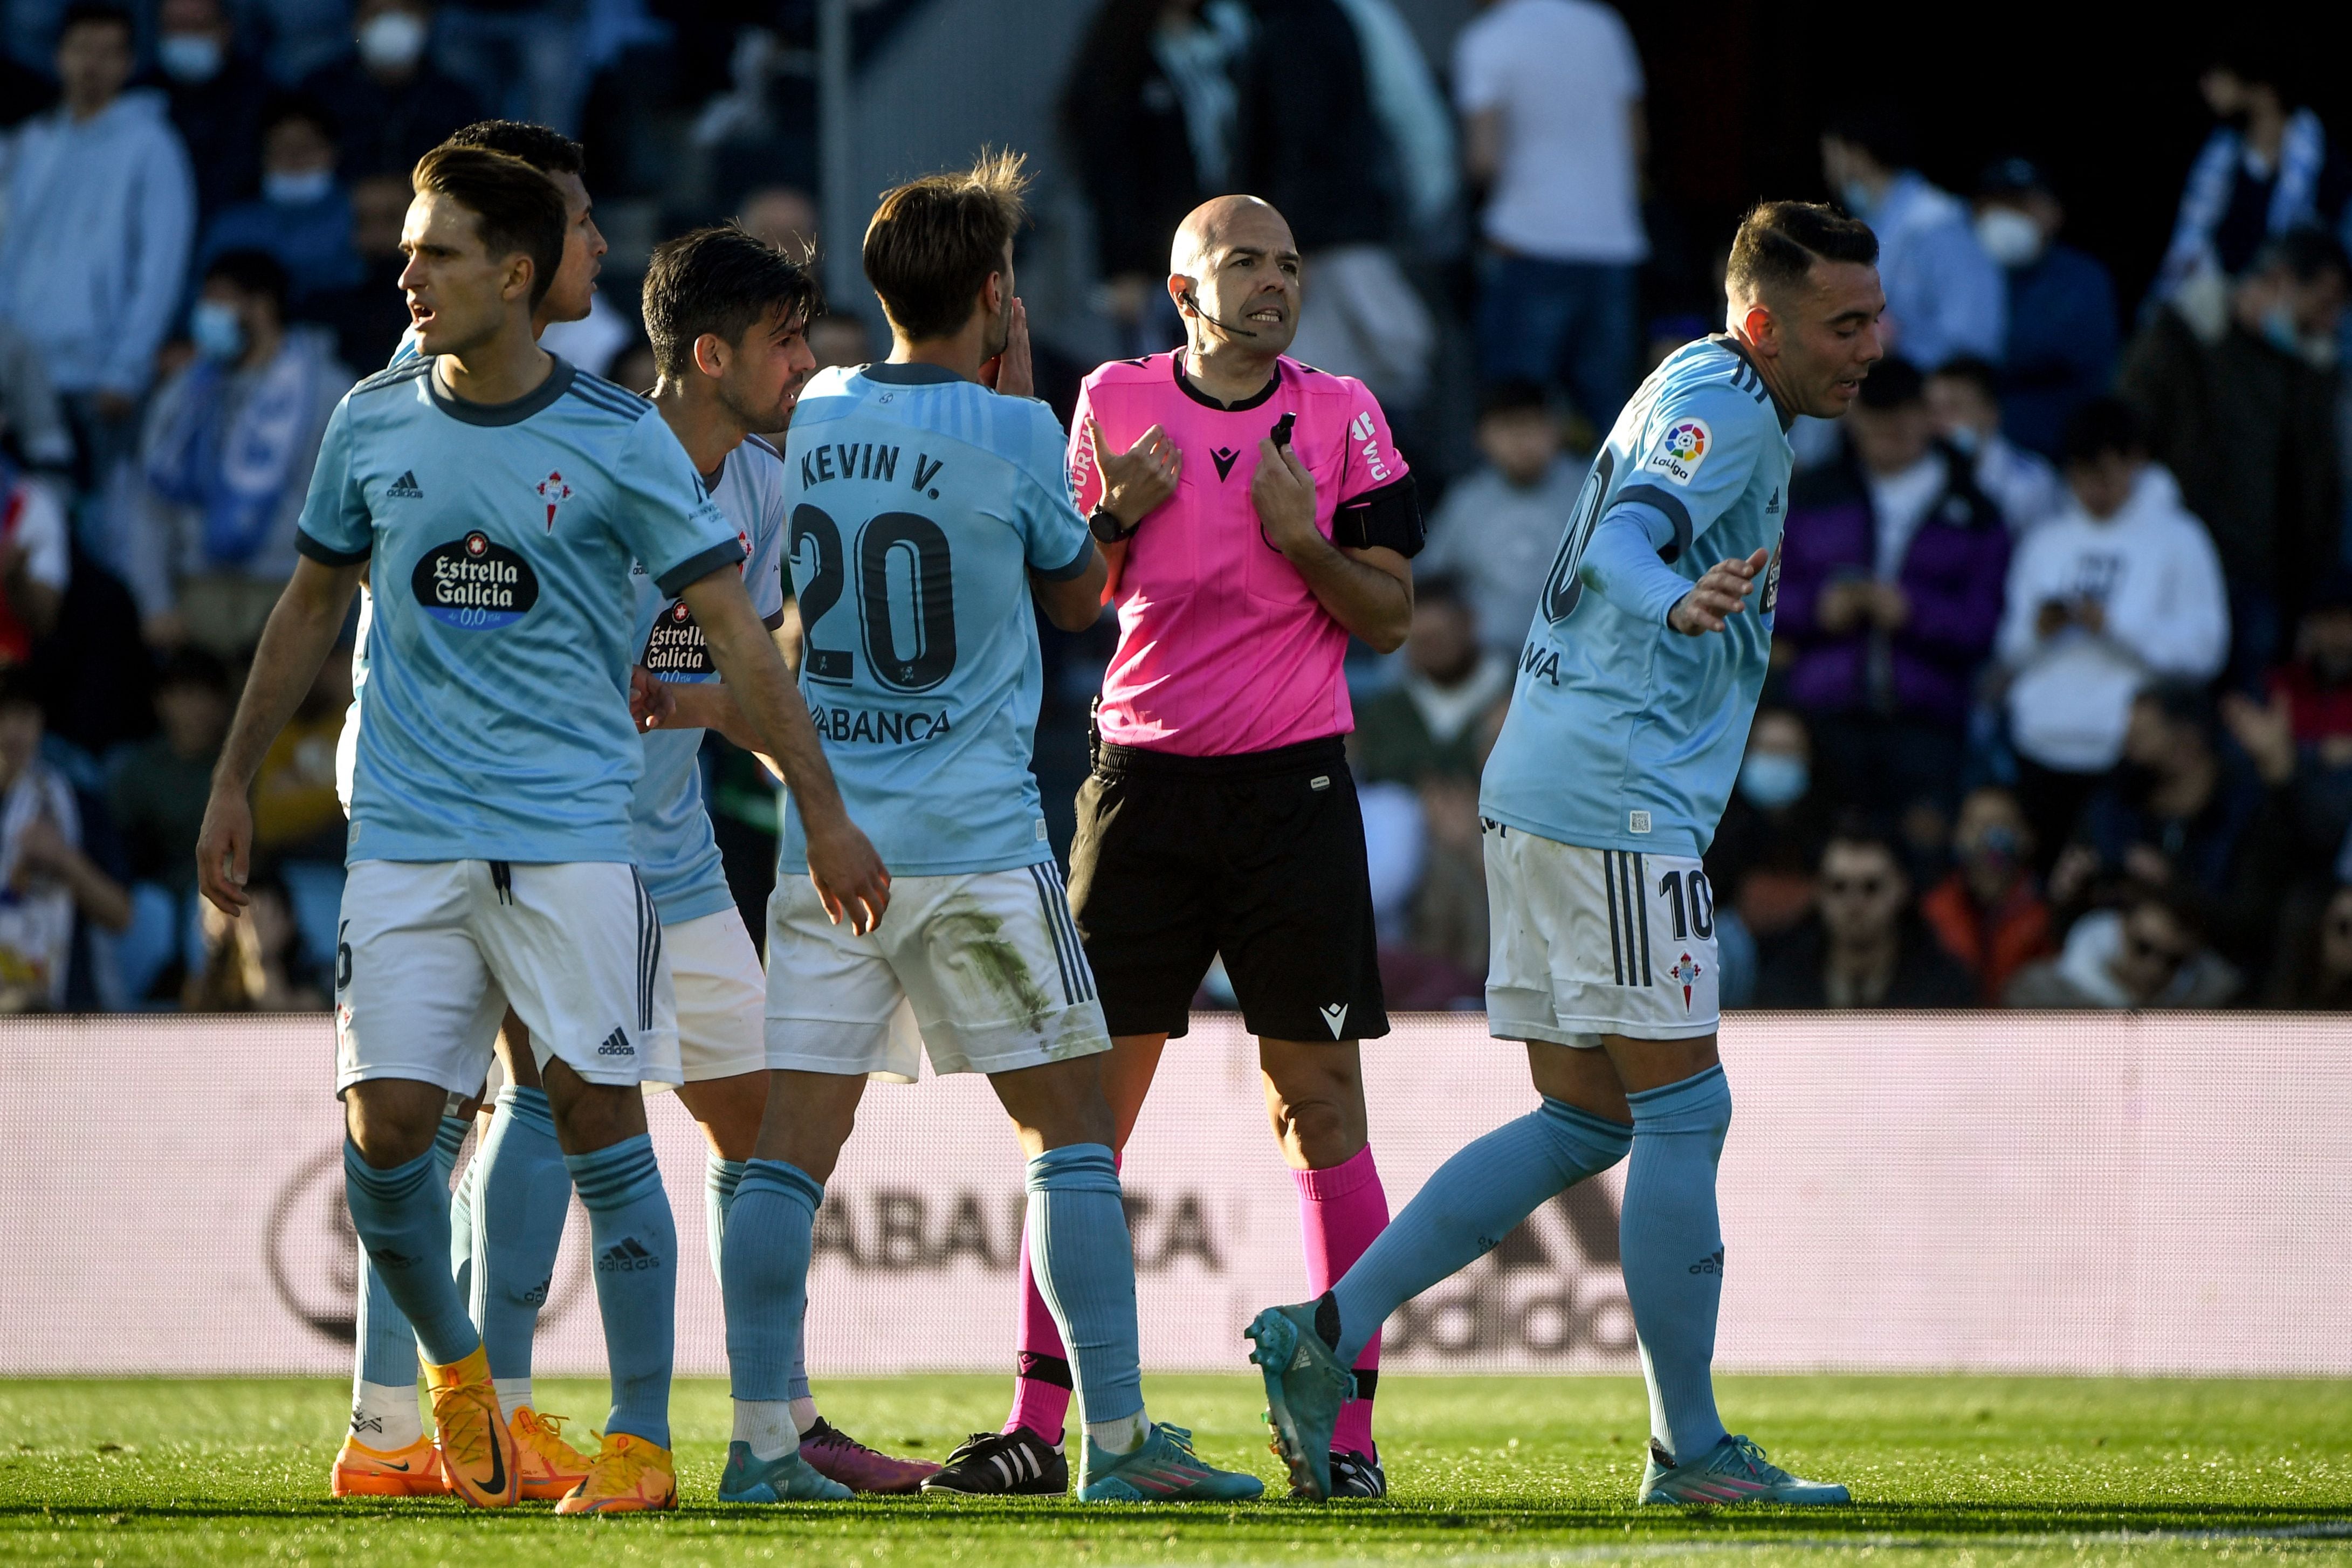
[1296,1145,1390,1459]
[1003,1152,1124,1441]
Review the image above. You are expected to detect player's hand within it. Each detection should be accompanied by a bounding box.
[629,664,677,731]
[803,814,891,936]
[195,786,254,916]
[1668,548,1770,635]
[1250,438,1318,556]
[1090,418,1180,527]
[981,298,1033,398]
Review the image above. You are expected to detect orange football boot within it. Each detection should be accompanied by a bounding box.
[511,1406,595,1501]
[329,1432,450,1498]
[423,1346,520,1508]
[555,1431,678,1515]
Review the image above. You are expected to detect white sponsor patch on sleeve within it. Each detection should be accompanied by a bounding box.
[1642,416,1713,487]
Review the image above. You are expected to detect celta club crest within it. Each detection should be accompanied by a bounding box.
[1669,952,1703,1012]
[538,471,571,531]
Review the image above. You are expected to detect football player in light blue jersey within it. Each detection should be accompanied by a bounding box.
[1247,203,1885,1507]
[717,153,1258,1507]
[455,223,934,1500]
[197,146,888,1515]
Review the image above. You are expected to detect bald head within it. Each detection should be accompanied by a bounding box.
[1168,195,1301,357]
[1171,195,1291,276]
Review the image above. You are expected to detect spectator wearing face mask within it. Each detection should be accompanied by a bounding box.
[1754,819,1977,1009]
[127,249,349,656]
[2153,50,2352,305]
[1970,159,2118,462]
[1418,378,1590,659]
[2264,880,2352,1008]
[0,4,197,499]
[1924,356,2065,535]
[1997,398,2230,868]
[1704,706,1832,946]
[297,0,484,180]
[1775,357,2010,841]
[1918,785,2052,1006]
[142,0,272,220]
[1820,103,2004,370]
[2004,882,2239,1009]
[196,96,362,304]
[2119,226,2347,681]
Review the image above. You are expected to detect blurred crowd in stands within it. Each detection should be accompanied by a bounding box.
[0,0,2348,1019]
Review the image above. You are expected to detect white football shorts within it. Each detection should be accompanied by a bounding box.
[655,905,771,1088]
[765,861,1112,1081]
[1483,822,1721,1048]
[335,859,680,1095]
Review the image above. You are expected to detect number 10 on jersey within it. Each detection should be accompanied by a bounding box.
[790,503,959,693]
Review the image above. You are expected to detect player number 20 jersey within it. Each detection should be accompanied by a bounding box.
[777,363,1094,876]
[1480,336,1794,858]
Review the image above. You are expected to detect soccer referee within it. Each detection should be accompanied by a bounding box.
[955,195,1421,1501]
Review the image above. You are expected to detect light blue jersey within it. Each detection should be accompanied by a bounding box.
[777,362,1093,876]
[300,355,742,863]
[629,432,790,921]
[1480,336,1795,857]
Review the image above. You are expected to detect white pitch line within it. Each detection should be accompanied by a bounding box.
[1120,1518,2352,1568]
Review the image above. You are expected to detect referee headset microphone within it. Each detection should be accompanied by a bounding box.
[1180,285,1262,339]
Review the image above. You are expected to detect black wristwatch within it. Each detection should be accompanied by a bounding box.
[1089,505,1140,544]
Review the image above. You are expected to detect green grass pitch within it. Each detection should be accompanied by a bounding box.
[2,1376,2346,1566]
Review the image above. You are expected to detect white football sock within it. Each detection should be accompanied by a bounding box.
[492,1377,533,1423]
[350,1380,423,1449]
[790,1395,821,1435]
[735,1398,800,1462]
[1084,1408,1150,1456]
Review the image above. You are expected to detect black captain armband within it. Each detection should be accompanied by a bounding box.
[1331,476,1423,557]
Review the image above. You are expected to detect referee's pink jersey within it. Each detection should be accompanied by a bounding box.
[1069,349,1414,757]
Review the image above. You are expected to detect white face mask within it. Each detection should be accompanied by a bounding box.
[356,9,429,72]
[1975,207,2044,269]
[264,167,335,205]
[158,32,224,82]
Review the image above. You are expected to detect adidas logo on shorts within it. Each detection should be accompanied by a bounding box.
[595,1027,634,1057]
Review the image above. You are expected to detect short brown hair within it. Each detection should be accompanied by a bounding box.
[410,145,567,310]
[1725,200,1878,306]
[643,225,824,380]
[861,150,1029,341]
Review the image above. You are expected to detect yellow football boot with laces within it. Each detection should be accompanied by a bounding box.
[511,1407,595,1502]
[556,1431,678,1515]
[423,1346,520,1508]
[329,1431,450,1497]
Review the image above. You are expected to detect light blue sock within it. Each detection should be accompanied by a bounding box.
[1330,1097,1632,1366]
[720,1159,820,1405]
[343,1140,478,1367]
[1621,1065,1732,1465]
[439,1116,474,1308]
[565,1135,677,1448]
[470,1087,572,1386]
[1026,1143,1143,1426]
[710,1154,815,1404]
[352,1115,470,1390]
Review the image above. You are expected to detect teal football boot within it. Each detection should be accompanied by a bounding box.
[1244,1302,1356,1500]
[1077,1422,1264,1502]
[717,1440,854,1503]
[1639,1435,1849,1505]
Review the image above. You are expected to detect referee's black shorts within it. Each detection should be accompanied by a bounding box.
[1067,734,1388,1043]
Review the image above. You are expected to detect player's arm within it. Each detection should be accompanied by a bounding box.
[1251,440,1414,652]
[1579,504,1766,635]
[196,555,366,913]
[677,566,890,933]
